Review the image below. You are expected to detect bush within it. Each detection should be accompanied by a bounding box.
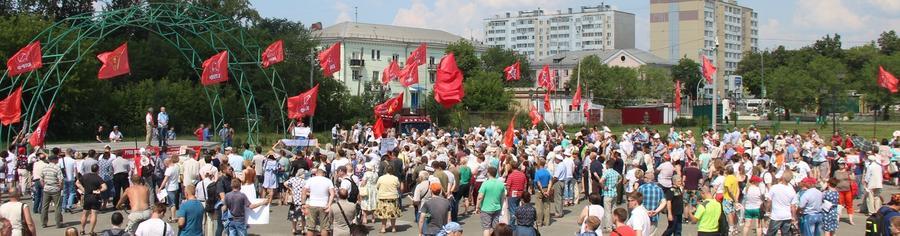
[673,117,696,127]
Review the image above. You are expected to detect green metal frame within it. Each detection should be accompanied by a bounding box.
[0,2,287,145]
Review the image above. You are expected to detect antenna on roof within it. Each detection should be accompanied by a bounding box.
[354,6,358,23]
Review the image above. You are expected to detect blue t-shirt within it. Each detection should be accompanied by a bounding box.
[878,206,900,236]
[176,199,204,236]
[534,168,551,188]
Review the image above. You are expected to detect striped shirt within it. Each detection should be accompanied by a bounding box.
[41,163,64,192]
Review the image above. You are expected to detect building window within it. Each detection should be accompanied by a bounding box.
[352,70,361,81]
[429,71,436,83]
[372,71,379,82]
[392,54,399,62]
[429,56,435,65]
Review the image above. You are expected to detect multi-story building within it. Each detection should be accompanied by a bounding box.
[483,5,635,60]
[318,22,487,108]
[650,0,758,99]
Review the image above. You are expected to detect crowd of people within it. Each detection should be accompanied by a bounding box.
[0,121,899,236]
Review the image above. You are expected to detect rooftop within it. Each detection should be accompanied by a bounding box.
[318,21,474,46]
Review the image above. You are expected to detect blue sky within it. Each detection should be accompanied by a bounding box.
[250,0,900,50]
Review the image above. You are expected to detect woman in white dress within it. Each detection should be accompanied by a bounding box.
[360,162,379,224]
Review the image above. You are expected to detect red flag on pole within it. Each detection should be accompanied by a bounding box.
[543,91,551,112]
[6,41,42,77]
[374,93,404,116]
[701,55,716,84]
[28,104,54,147]
[504,60,520,81]
[399,64,419,87]
[406,43,427,67]
[503,115,516,148]
[287,84,319,119]
[878,66,898,93]
[529,105,543,126]
[571,83,582,109]
[318,42,341,76]
[674,80,683,111]
[382,60,400,85]
[583,101,590,118]
[537,65,554,90]
[434,53,465,108]
[97,43,130,79]
[0,86,23,125]
[373,117,385,140]
[201,51,229,86]
[310,22,323,31]
[261,40,284,68]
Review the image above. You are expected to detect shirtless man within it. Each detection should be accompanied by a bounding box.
[116,175,151,233]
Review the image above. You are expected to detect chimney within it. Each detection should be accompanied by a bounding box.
[568,8,573,14]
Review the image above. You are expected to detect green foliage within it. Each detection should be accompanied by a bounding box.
[878,30,900,55]
[671,57,702,98]
[481,47,533,87]
[765,65,815,117]
[673,117,696,127]
[569,55,672,108]
[444,39,481,77]
[460,71,512,111]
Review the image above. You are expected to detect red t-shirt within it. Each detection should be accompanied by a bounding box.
[610,225,637,236]
[505,170,527,197]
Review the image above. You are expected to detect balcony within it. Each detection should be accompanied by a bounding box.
[349,59,365,67]
[427,63,437,71]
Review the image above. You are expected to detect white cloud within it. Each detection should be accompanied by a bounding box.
[393,0,479,39]
[866,0,900,12]
[792,0,866,31]
[334,1,352,23]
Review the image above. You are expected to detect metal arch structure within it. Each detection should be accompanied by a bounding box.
[0,2,289,145]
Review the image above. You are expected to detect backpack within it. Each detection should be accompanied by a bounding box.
[865,211,884,236]
[344,177,359,203]
[204,180,220,213]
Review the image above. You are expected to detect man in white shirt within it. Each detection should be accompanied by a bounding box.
[145,107,154,146]
[561,151,576,206]
[134,204,175,236]
[303,169,336,234]
[60,149,77,212]
[765,173,797,236]
[181,152,200,190]
[626,192,652,236]
[864,154,884,214]
[108,126,123,143]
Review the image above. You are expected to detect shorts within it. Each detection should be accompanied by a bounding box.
[722,199,734,214]
[305,206,332,232]
[454,184,470,200]
[480,210,501,230]
[83,194,101,210]
[126,209,151,232]
[287,204,303,221]
[744,208,761,219]
[685,190,702,206]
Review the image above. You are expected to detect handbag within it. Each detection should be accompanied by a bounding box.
[20,203,32,236]
[336,201,369,236]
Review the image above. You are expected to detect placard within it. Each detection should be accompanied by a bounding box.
[246,198,270,224]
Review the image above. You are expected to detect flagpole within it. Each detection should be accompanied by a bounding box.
[309,47,315,133]
[577,60,582,126]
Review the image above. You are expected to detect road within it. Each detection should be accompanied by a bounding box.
[29,185,892,235]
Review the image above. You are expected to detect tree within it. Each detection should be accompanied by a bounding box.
[445,39,481,77]
[480,47,533,87]
[637,66,675,101]
[859,53,900,120]
[460,71,512,111]
[765,65,815,119]
[812,34,845,59]
[670,57,702,98]
[569,56,642,108]
[878,30,900,55]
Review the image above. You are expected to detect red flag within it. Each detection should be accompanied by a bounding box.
[261,40,284,68]
[503,115,516,148]
[373,117,385,140]
[0,86,23,125]
[543,91,551,112]
[6,41,43,77]
[399,64,419,87]
[318,42,341,76]
[407,43,427,67]
[674,80,683,111]
[28,104,54,147]
[537,65,554,91]
[382,60,400,85]
[374,93,404,116]
[504,60,520,81]
[583,101,590,118]
[97,43,130,79]
[434,53,465,108]
[287,84,319,119]
[571,83,582,109]
[310,22,323,31]
[201,51,229,86]
[878,66,898,93]
[528,105,543,126]
[701,55,716,84]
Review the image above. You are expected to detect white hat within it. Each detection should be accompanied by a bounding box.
[555,154,564,160]
[653,133,660,139]
[553,146,563,153]
[894,130,900,137]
